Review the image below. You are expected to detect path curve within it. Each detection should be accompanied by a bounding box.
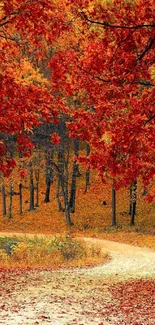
[0,232,155,279]
[79,237,155,280]
[0,233,155,325]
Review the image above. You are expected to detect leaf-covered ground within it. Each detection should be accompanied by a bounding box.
[0,268,154,325]
[0,179,155,250]
[0,238,155,325]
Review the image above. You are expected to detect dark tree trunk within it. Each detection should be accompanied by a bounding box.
[73,138,81,177]
[56,151,65,211]
[44,150,53,203]
[64,160,73,226]
[130,180,137,226]
[84,143,90,193]
[2,184,6,216]
[44,177,51,203]
[56,118,65,211]
[69,161,77,213]
[19,182,22,215]
[56,177,65,212]
[8,183,13,219]
[35,169,40,207]
[129,184,132,215]
[112,184,117,226]
[56,116,73,225]
[69,138,81,213]
[29,161,35,211]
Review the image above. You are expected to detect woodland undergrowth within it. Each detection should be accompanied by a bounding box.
[0,170,155,253]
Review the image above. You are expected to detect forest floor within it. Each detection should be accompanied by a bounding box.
[0,236,155,325]
[0,175,155,323]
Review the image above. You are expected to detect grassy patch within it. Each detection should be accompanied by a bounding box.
[0,233,108,268]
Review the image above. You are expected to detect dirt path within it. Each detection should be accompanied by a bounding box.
[82,237,155,279]
[0,234,155,324]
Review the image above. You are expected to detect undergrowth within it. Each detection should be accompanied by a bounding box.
[0,169,155,250]
[0,234,107,268]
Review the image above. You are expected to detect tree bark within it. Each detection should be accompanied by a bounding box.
[1,184,6,216]
[19,182,22,215]
[56,118,65,211]
[8,183,13,219]
[130,180,137,226]
[29,161,35,211]
[84,143,90,193]
[112,184,117,226]
[69,160,77,213]
[56,177,65,212]
[64,160,73,226]
[129,184,132,215]
[35,169,39,207]
[44,150,53,203]
[73,138,81,177]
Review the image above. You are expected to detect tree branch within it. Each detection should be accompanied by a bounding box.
[144,115,155,126]
[78,66,110,83]
[138,38,155,61]
[81,12,155,30]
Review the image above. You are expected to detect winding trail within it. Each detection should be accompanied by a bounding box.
[0,235,155,324]
[81,237,155,279]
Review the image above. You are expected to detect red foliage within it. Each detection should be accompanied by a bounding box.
[106,279,155,325]
[0,0,155,199]
[51,132,61,145]
[50,0,155,195]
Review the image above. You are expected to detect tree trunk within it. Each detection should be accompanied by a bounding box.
[130,180,137,226]
[56,150,65,211]
[44,177,51,203]
[112,184,116,226]
[29,161,35,211]
[84,143,90,193]
[73,138,81,177]
[56,118,65,211]
[8,183,13,219]
[69,160,77,213]
[44,150,53,203]
[64,160,73,226]
[19,182,22,215]
[69,138,81,213]
[56,177,65,212]
[35,169,39,207]
[129,184,132,215]
[57,116,73,225]
[1,184,6,216]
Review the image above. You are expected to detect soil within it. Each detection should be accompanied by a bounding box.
[0,234,155,325]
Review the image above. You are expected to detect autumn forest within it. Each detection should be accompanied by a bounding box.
[0,1,155,324]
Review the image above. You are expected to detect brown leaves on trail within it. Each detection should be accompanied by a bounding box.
[106,279,155,325]
[0,266,155,325]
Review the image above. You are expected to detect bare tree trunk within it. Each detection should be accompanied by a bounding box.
[73,138,81,177]
[84,143,90,193]
[64,159,73,226]
[1,184,6,216]
[8,183,13,219]
[112,184,117,226]
[56,177,65,212]
[129,184,132,215]
[19,182,22,215]
[44,150,53,203]
[35,169,39,207]
[29,161,35,211]
[69,160,77,213]
[56,149,65,211]
[69,138,81,213]
[130,180,137,226]
[56,118,65,211]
